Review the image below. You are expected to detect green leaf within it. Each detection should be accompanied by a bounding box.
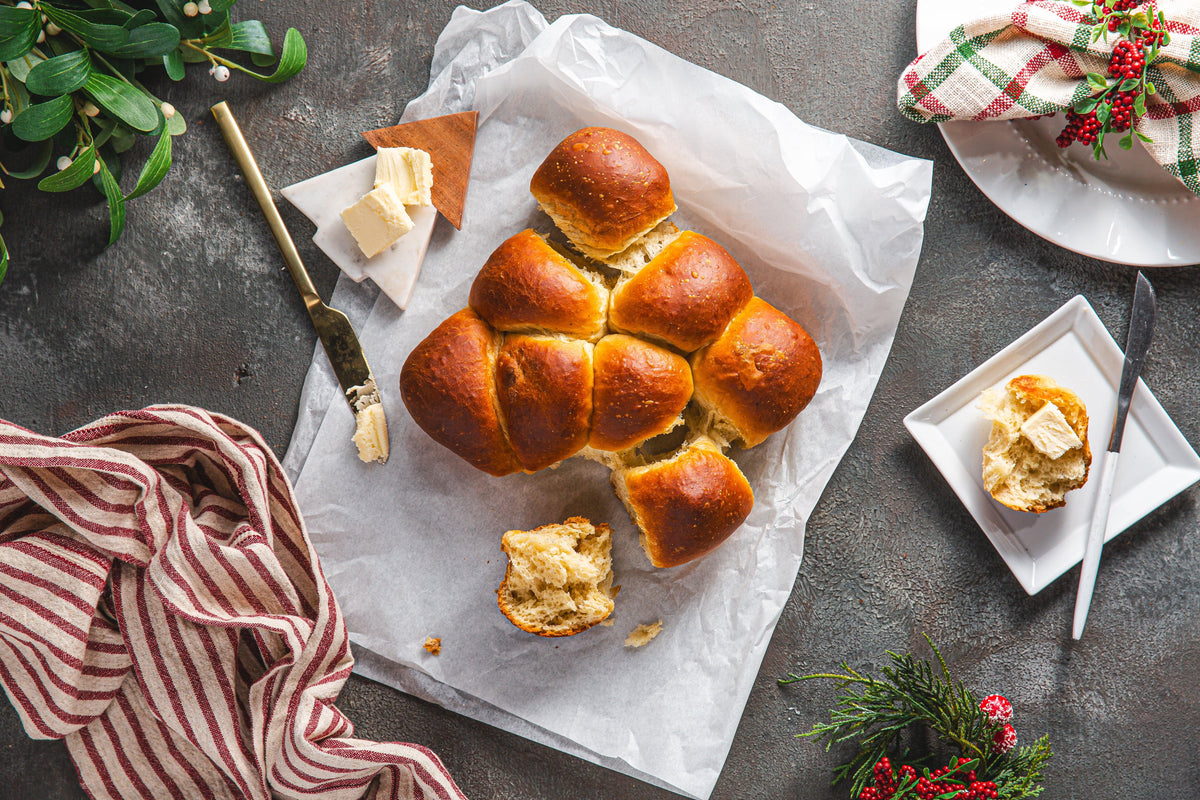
[163,48,184,80]
[1096,103,1111,124]
[91,115,117,146]
[1134,93,1146,116]
[200,16,232,48]
[124,129,170,200]
[1135,129,1153,143]
[3,139,53,179]
[125,9,159,28]
[41,5,131,50]
[225,20,274,56]
[0,233,8,287]
[96,157,125,245]
[38,141,98,192]
[106,22,180,58]
[1091,25,1104,43]
[153,0,202,38]
[25,50,93,96]
[83,73,159,131]
[0,6,40,62]
[1086,72,1108,90]
[110,123,136,152]
[1119,78,1139,92]
[1119,133,1134,150]
[239,28,306,83]
[210,0,236,11]
[75,8,135,27]
[11,95,75,142]
[6,54,41,83]
[166,108,185,135]
[1074,97,1099,114]
[1146,81,1156,95]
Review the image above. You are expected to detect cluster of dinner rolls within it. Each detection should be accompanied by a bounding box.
[401,127,822,568]
[981,374,1091,513]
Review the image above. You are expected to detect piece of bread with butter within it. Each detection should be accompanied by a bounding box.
[980,374,1091,513]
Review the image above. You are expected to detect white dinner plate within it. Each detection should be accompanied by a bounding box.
[904,295,1200,595]
[915,0,1200,265]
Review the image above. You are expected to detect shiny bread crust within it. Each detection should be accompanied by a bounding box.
[589,334,693,452]
[690,297,823,448]
[469,229,608,342]
[530,127,676,260]
[399,309,521,477]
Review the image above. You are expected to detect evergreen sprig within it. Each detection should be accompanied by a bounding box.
[0,0,308,285]
[781,636,1052,800]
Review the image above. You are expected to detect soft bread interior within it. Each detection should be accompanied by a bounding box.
[604,221,682,275]
[980,379,1089,513]
[497,517,615,636]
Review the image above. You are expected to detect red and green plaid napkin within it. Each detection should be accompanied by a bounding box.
[899,0,1200,193]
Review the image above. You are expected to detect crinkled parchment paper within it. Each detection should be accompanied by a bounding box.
[282,3,932,798]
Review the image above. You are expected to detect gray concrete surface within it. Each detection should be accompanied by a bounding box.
[2,1,1198,798]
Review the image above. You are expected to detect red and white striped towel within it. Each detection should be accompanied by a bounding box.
[0,406,466,800]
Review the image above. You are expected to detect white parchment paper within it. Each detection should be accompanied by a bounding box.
[283,4,932,798]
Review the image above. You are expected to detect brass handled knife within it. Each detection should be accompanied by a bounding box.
[1072,271,1156,639]
[211,101,388,463]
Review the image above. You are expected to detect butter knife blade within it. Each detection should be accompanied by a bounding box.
[1072,271,1156,639]
[210,102,388,463]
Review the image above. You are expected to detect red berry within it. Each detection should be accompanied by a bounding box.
[979,694,1013,724]
[993,723,1018,755]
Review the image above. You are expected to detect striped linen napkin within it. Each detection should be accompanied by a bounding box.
[898,0,1200,193]
[0,406,465,800]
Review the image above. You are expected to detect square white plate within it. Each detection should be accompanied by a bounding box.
[904,295,1200,595]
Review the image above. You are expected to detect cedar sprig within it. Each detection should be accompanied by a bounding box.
[781,635,1052,799]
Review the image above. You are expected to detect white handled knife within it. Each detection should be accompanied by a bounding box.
[1072,272,1156,639]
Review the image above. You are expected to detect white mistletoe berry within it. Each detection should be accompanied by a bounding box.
[56,156,72,171]
[979,694,1013,725]
[992,723,1017,755]
[210,65,230,82]
[15,2,32,9]
[160,102,176,120]
[92,159,101,175]
[36,28,45,43]
[82,102,100,117]
[198,0,212,13]
[0,109,11,124]
[183,2,199,16]
[46,22,60,35]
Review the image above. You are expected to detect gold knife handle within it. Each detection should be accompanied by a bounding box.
[211,101,322,313]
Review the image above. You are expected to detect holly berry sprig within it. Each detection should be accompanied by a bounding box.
[781,637,1052,799]
[1060,0,1170,158]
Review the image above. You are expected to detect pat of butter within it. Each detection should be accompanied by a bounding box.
[352,402,389,464]
[1020,402,1082,459]
[340,184,413,258]
[374,147,433,207]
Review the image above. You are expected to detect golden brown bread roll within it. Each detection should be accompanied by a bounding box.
[608,231,754,353]
[589,334,693,452]
[690,297,822,448]
[495,335,594,472]
[399,309,521,477]
[611,436,754,568]
[981,374,1091,513]
[530,127,676,261]
[496,516,615,637]
[469,229,608,342]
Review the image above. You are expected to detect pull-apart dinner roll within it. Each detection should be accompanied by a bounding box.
[469,229,608,342]
[399,309,521,477]
[608,231,754,353]
[495,335,594,472]
[530,127,676,261]
[690,297,822,448]
[497,517,615,637]
[589,334,692,452]
[611,436,755,568]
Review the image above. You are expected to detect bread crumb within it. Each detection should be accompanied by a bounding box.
[600,618,615,627]
[423,637,441,655]
[625,620,663,648]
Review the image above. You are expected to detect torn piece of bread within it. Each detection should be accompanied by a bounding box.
[980,374,1091,513]
[497,517,616,637]
[625,620,662,648]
